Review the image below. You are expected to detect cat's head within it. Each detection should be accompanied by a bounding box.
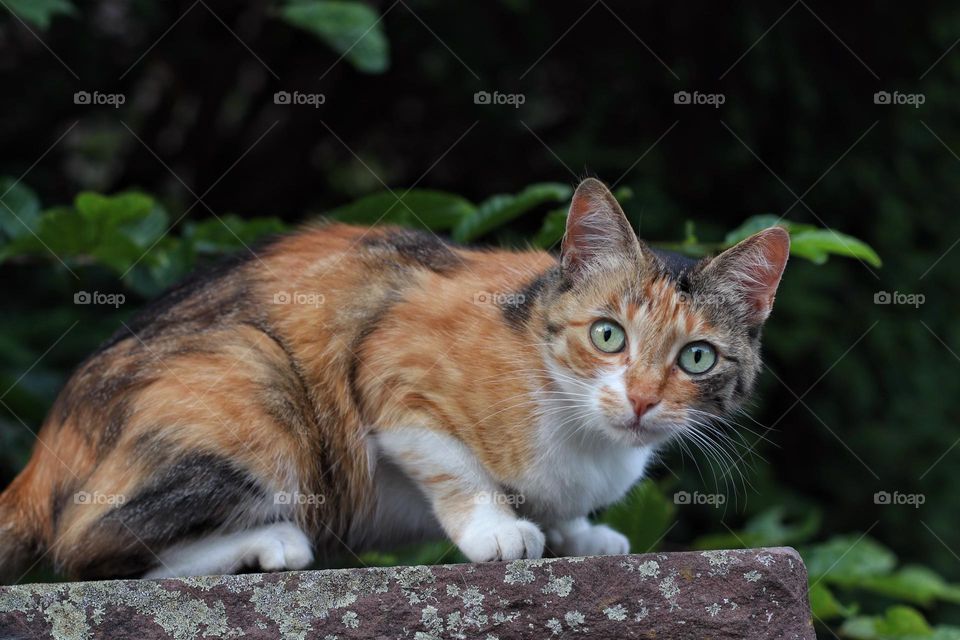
[540,178,789,448]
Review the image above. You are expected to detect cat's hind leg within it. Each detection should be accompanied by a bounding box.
[143,521,313,578]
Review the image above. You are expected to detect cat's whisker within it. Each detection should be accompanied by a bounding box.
[679,419,756,507]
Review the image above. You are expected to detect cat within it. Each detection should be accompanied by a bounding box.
[0,178,788,581]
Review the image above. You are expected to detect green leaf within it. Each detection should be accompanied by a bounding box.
[185,215,286,254]
[840,606,934,639]
[598,480,675,553]
[452,183,572,243]
[328,189,475,231]
[724,214,816,245]
[802,535,897,586]
[790,229,882,267]
[532,207,567,249]
[119,205,170,248]
[809,583,857,621]
[857,565,960,607]
[3,0,75,29]
[75,191,155,228]
[694,507,821,550]
[89,232,145,273]
[612,186,634,202]
[0,177,41,239]
[125,236,194,298]
[723,215,882,267]
[279,0,389,73]
[12,206,95,257]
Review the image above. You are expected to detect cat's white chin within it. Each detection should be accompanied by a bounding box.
[603,417,679,447]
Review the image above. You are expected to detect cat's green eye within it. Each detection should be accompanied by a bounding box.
[590,320,626,353]
[678,342,717,374]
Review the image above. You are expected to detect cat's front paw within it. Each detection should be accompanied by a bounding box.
[251,521,315,572]
[548,522,629,557]
[458,518,545,562]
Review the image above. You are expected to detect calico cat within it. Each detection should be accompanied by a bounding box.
[0,178,788,581]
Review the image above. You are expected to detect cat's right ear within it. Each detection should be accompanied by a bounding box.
[560,178,640,277]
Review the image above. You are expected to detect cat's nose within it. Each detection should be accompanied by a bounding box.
[629,394,660,418]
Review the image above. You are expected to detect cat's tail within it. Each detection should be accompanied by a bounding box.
[0,461,50,584]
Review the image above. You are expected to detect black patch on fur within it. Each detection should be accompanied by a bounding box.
[733,373,747,398]
[649,246,699,282]
[96,248,260,354]
[49,356,157,449]
[76,453,263,578]
[556,270,574,294]
[501,269,555,330]
[346,299,399,420]
[97,399,132,456]
[691,369,738,408]
[243,320,318,440]
[362,230,461,274]
[49,486,73,536]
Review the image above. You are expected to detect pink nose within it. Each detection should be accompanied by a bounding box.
[629,395,660,418]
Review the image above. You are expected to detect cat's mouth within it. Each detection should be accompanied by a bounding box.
[613,415,677,444]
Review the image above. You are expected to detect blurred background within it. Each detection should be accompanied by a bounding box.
[1,1,958,636]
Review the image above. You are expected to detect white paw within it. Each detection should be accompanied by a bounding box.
[458,518,545,562]
[250,522,314,572]
[550,523,629,557]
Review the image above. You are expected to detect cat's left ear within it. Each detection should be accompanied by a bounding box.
[704,227,790,324]
[561,178,641,277]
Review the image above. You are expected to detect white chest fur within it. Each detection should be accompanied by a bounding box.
[512,419,653,525]
[369,417,653,548]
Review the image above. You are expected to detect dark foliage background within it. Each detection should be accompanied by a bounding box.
[2,1,959,636]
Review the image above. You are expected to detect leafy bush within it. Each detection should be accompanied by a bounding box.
[4,1,960,638]
[5,177,947,637]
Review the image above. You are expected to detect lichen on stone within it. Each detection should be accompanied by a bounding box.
[603,604,627,621]
[541,574,573,598]
[503,561,535,585]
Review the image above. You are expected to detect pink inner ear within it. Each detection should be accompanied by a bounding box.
[561,179,635,274]
[561,188,604,264]
[733,228,790,320]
